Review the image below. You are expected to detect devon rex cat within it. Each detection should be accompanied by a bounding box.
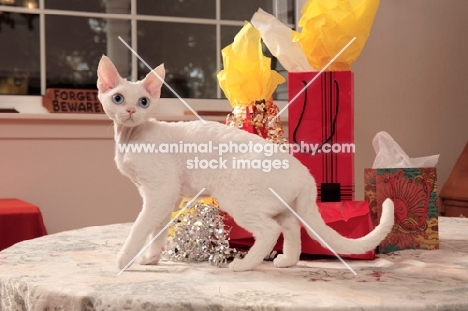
[97,55,394,272]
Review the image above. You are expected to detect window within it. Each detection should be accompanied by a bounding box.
[0,0,295,103]
[0,10,40,95]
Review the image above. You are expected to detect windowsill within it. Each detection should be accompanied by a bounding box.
[0,112,230,123]
[0,96,289,122]
[0,97,289,139]
[0,113,109,121]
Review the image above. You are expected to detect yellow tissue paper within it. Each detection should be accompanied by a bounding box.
[217,22,285,107]
[295,0,380,71]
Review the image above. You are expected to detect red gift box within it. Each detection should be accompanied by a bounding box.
[224,201,376,260]
[288,71,354,201]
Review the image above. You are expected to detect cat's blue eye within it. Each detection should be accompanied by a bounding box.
[112,94,124,105]
[138,97,150,108]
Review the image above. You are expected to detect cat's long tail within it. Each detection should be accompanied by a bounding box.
[296,186,394,255]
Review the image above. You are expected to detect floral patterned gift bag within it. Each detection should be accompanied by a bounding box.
[364,168,439,253]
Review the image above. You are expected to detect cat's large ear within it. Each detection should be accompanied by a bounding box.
[97,55,121,93]
[143,64,165,98]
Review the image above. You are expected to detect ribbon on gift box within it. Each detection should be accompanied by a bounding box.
[164,197,248,266]
[167,197,219,236]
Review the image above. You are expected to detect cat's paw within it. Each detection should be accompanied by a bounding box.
[273,254,297,268]
[117,251,136,270]
[229,258,254,272]
[137,252,161,265]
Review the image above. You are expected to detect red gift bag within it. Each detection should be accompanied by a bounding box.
[224,201,376,260]
[288,71,354,201]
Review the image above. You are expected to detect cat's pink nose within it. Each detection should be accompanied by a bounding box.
[126,107,135,114]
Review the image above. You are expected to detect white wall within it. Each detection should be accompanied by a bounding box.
[0,115,141,234]
[353,0,468,199]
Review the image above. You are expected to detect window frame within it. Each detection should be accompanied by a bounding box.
[0,0,299,114]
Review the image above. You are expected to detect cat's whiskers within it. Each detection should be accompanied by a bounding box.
[116,111,142,125]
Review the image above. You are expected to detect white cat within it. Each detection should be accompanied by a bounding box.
[97,55,394,272]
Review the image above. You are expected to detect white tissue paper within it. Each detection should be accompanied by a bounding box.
[372,131,439,168]
[250,8,315,72]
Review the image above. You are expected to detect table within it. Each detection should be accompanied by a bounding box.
[0,199,47,251]
[1,217,467,311]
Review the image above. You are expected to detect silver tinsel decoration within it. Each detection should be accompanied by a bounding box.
[162,201,246,267]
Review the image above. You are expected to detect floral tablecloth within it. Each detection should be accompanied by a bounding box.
[1,217,467,311]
